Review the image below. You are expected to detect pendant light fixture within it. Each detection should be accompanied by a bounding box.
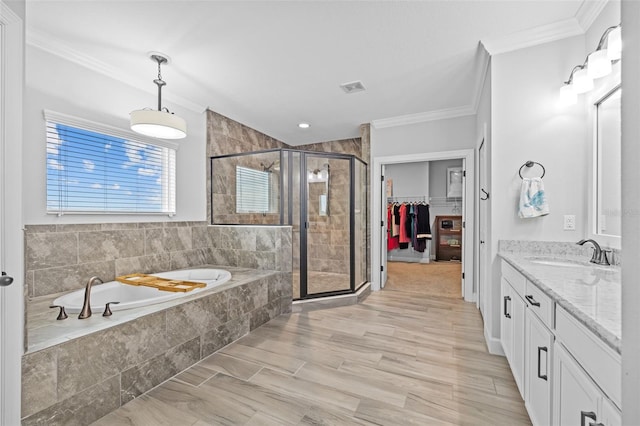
[130,53,187,139]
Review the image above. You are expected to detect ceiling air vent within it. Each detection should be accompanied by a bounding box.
[339,80,366,94]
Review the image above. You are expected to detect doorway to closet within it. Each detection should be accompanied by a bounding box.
[372,149,474,302]
[384,159,464,298]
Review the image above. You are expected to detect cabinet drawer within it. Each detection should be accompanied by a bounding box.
[555,306,621,409]
[524,281,554,329]
[502,260,526,296]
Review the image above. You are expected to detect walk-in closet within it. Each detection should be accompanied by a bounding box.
[384,159,464,298]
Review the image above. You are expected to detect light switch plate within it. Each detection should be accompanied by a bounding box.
[564,215,576,230]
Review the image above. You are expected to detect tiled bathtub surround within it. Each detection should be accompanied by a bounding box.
[22,267,292,425]
[25,222,292,297]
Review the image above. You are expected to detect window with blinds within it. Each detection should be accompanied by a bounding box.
[45,111,177,215]
[236,166,273,213]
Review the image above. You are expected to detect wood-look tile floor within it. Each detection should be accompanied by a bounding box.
[92,288,530,426]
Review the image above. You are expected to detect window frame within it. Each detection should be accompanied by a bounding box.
[235,165,274,214]
[44,110,179,216]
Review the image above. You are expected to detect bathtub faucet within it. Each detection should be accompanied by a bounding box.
[78,276,102,319]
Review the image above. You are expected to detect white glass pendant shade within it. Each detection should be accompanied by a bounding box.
[587,50,612,79]
[559,84,577,106]
[607,26,622,60]
[130,109,187,139]
[573,68,593,94]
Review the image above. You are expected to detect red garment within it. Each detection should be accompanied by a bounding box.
[399,203,410,243]
[387,205,399,251]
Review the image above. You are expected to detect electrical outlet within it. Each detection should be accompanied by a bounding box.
[564,215,576,230]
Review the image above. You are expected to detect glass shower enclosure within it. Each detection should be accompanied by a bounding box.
[210,149,368,299]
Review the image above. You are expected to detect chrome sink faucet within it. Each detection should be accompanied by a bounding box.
[576,239,610,266]
[78,276,102,319]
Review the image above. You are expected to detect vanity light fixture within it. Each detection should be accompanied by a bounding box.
[298,122,310,129]
[130,53,187,139]
[559,24,621,104]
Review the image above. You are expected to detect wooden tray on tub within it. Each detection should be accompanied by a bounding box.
[115,273,206,292]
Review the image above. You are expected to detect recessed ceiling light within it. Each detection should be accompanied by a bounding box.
[298,123,310,129]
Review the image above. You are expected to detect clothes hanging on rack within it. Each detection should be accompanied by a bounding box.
[387,206,399,251]
[386,201,432,253]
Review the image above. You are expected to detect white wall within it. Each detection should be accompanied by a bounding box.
[486,36,590,345]
[621,1,640,421]
[371,115,476,158]
[386,162,429,198]
[476,54,492,336]
[24,46,207,224]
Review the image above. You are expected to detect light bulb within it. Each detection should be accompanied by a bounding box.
[573,68,593,94]
[607,26,621,60]
[587,50,612,79]
[559,84,577,106]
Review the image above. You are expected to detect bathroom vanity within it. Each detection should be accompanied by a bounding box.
[499,252,621,426]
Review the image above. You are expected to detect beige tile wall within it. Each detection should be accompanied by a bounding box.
[22,224,292,425]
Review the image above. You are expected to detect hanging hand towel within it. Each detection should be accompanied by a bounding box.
[519,177,549,218]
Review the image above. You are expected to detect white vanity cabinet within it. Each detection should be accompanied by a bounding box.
[501,260,552,415]
[500,268,526,396]
[553,343,621,426]
[525,309,553,426]
[500,259,621,426]
[554,306,621,426]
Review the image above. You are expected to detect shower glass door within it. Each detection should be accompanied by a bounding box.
[301,153,352,297]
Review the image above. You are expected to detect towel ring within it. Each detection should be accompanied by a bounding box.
[518,161,545,179]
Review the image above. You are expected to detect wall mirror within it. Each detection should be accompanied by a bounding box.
[595,86,621,239]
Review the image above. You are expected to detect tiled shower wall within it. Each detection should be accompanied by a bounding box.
[206,110,371,283]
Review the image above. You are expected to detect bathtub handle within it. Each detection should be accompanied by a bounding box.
[103,301,120,317]
[49,305,68,320]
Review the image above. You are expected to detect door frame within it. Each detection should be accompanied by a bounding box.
[372,149,475,302]
[0,2,24,424]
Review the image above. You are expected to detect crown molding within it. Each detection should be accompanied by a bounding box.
[575,0,610,32]
[26,28,205,114]
[371,105,475,130]
[471,45,491,114]
[482,17,584,56]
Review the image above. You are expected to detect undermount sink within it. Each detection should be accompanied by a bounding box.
[527,258,586,268]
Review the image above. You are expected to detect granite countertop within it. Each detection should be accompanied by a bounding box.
[26,265,278,353]
[499,253,621,354]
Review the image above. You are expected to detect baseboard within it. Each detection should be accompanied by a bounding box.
[485,325,505,356]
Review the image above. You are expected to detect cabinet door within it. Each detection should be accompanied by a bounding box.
[600,397,621,426]
[553,343,601,426]
[525,310,553,426]
[501,278,513,361]
[511,291,526,399]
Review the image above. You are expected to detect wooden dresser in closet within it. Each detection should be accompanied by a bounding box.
[434,215,462,261]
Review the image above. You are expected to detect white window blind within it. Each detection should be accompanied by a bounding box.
[45,111,177,215]
[236,166,271,213]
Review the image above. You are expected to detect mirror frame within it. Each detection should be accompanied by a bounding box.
[588,62,621,249]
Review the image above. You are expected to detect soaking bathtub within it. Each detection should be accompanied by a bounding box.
[53,268,231,313]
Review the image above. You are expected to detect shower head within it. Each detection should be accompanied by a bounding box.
[261,161,277,173]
